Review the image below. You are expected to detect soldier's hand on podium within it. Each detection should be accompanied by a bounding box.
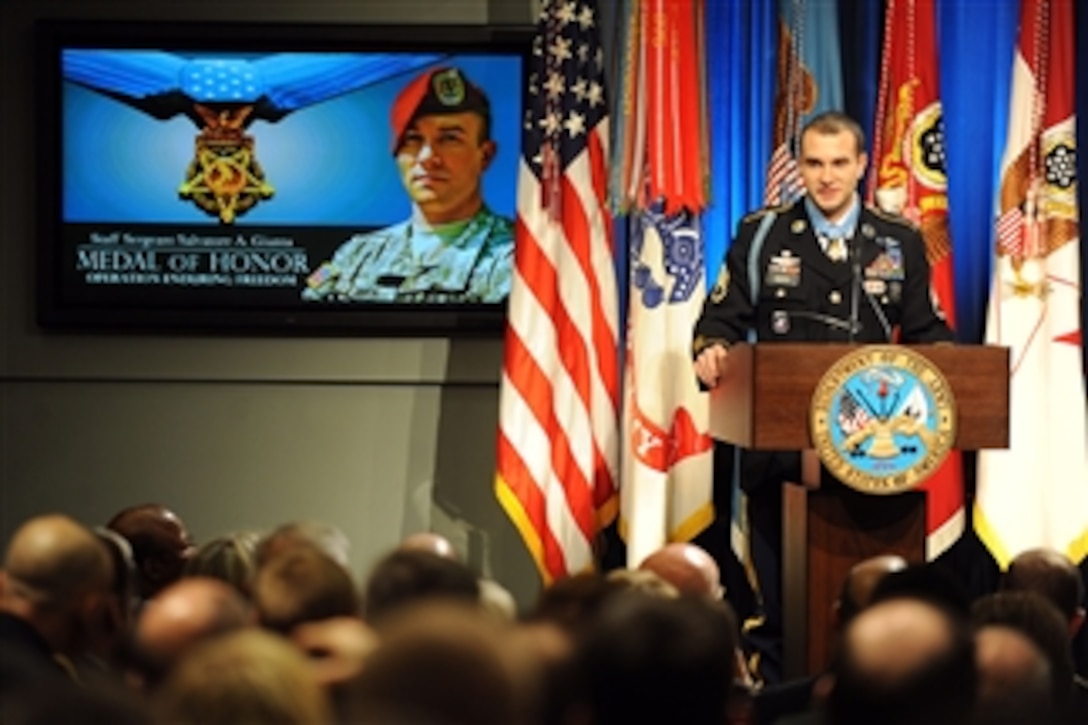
[694,343,730,389]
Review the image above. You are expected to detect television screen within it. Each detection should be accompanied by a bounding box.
[35,20,531,334]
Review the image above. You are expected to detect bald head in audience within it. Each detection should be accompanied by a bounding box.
[107,504,195,600]
[399,531,459,560]
[974,624,1057,725]
[0,514,114,661]
[638,542,724,600]
[827,597,976,725]
[130,576,251,688]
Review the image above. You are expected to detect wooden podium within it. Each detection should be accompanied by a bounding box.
[708,343,1009,678]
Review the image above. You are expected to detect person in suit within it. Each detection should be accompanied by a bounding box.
[692,110,954,684]
[0,514,115,684]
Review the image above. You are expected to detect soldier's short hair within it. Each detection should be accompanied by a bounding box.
[801,111,867,156]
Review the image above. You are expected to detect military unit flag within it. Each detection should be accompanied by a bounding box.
[975,0,1088,567]
[869,0,964,559]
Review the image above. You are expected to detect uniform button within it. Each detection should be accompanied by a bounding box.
[776,288,786,298]
[829,290,842,304]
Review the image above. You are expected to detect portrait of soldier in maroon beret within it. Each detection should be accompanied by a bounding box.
[303,66,514,304]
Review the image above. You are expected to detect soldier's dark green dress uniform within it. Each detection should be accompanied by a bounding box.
[693,197,954,684]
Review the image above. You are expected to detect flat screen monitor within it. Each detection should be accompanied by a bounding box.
[35,19,531,335]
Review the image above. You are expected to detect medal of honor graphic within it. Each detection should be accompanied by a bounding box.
[63,49,441,223]
[810,345,956,494]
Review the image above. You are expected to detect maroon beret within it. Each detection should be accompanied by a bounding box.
[389,67,490,153]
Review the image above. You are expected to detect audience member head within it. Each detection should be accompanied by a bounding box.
[478,577,519,622]
[568,593,739,725]
[154,628,331,725]
[826,597,976,725]
[106,504,195,600]
[1002,547,1086,637]
[252,546,359,634]
[868,561,971,617]
[398,531,460,560]
[0,514,115,660]
[348,601,518,725]
[835,554,908,627]
[362,548,479,627]
[128,576,252,689]
[973,624,1058,725]
[528,572,621,636]
[90,526,139,666]
[254,520,350,570]
[606,567,681,599]
[971,590,1074,713]
[183,530,260,598]
[637,542,724,600]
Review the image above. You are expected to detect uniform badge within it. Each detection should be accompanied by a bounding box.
[765,254,801,287]
[863,279,887,296]
[772,310,790,334]
[861,223,876,239]
[710,265,730,303]
[432,68,467,106]
[791,219,807,234]
[888,281,902,303]
[866,244,905,280]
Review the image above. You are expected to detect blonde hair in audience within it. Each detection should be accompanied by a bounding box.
[154,628,331,725]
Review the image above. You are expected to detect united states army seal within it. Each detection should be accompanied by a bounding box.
[810,345,956,494]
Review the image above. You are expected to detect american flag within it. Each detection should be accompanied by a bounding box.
[837,389,871,436]
[764,141,804,206]
[495,0,620,583]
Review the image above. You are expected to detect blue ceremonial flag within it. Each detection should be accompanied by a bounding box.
[764,0,844,205]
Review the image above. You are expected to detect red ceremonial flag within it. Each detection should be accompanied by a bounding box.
[642,0,707,214]
[869,0,964,559]
[495,0,621,583]
[976,0,1088,566]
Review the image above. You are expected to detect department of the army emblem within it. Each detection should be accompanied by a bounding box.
[810,345,956,494]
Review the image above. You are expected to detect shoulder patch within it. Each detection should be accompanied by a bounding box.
[867,205,919,232]
[742,203,789,223]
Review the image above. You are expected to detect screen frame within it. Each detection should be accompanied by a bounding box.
[34,18,533,337]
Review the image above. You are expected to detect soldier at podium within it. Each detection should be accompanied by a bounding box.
[691,111,954,684]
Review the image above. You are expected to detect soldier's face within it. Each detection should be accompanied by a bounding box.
[799,129,867,221]
[396,112,495,224]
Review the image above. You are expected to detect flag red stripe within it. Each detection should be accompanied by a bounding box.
[508,227,601,543]
[496,430,570,580]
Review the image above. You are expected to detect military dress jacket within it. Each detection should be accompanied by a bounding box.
[302,206,514,303]
[693,201,954,353]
